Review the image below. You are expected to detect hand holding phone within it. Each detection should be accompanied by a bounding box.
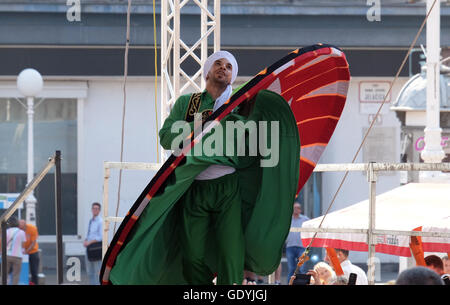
[347,273,357,285]
[292,273,312,285]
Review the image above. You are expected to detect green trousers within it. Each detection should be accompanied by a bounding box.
[180,172,244,285]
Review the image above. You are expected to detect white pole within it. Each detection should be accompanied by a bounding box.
[26,97,37,226]
[102,166,110,258]
[367,162,377,285]
[214,0,220,53]
[173,0,180,103]
[160,0,169,164]
[201,0,208,90]
[27,97,34,184]
[420,0,444,171]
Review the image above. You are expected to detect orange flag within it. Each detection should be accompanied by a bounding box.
[326,248,344,276]
[410,227,426,267]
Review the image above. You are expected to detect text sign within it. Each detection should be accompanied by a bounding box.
[359,81,391,103]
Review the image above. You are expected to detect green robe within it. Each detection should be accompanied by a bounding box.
[109,89,300,284]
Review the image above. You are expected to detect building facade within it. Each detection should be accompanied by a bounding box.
[1,0,449,269]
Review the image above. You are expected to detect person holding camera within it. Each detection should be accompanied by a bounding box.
[307,262,337,285]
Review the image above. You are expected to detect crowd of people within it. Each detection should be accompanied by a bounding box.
[243,202,450,286]
[0,201,103,286]
[245,249,449,286]
[0,216,40,285]
[3,199,448,286]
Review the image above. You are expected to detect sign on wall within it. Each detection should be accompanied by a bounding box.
[359,81,392,114]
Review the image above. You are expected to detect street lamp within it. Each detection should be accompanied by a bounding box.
[420,0,445,180]
[17,68,43,226]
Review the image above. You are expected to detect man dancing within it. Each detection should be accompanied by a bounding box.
[107,50,300,285]
[159,50,244,285]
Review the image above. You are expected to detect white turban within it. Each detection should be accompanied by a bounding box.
[203,50,238,85]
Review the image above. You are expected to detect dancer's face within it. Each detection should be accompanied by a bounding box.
[206,58,233,86]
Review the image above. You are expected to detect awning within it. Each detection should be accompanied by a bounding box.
[301,183,450,257]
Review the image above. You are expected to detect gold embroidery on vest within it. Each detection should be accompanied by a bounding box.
[201,109,213,121]
[185,93,202,122]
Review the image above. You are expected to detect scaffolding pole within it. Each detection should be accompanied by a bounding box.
[160,0,221,163]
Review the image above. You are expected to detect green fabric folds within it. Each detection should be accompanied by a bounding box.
[109,89,300,284]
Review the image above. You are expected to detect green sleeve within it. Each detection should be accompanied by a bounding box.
[159,95,195,150]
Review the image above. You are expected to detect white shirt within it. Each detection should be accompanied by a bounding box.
[286,215,310,248]
[86,216,103,242]
[340,259,368,285]
[6,227,26,258]
[195,86,236,181]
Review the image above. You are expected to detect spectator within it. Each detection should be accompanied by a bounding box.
[19,219,40,285]
[274,263,282,285]
[396,266,444,285]
[442,256,450,275]
[3,217,26,285]
[83,202,103,285]
[325,248,368,285]
[308,261,337,285]
[425,255,444,276]
[285,202,309,284]
[425,254,449,283]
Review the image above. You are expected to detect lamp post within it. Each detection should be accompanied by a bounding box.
[420,0,445,180]
[17,68,43,226]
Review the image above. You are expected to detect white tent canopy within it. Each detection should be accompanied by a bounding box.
[301,183,450,256]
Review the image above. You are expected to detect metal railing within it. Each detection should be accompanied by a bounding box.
[102,161,161,256]
[298,161,450,285]
[102,161,450,284]
[0,151,63,285]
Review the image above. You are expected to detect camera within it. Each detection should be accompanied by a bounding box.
[292,273,311,285]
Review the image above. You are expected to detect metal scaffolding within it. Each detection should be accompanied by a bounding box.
[160,0,221,162]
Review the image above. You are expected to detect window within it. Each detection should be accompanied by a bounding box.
[0,98,77,234]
